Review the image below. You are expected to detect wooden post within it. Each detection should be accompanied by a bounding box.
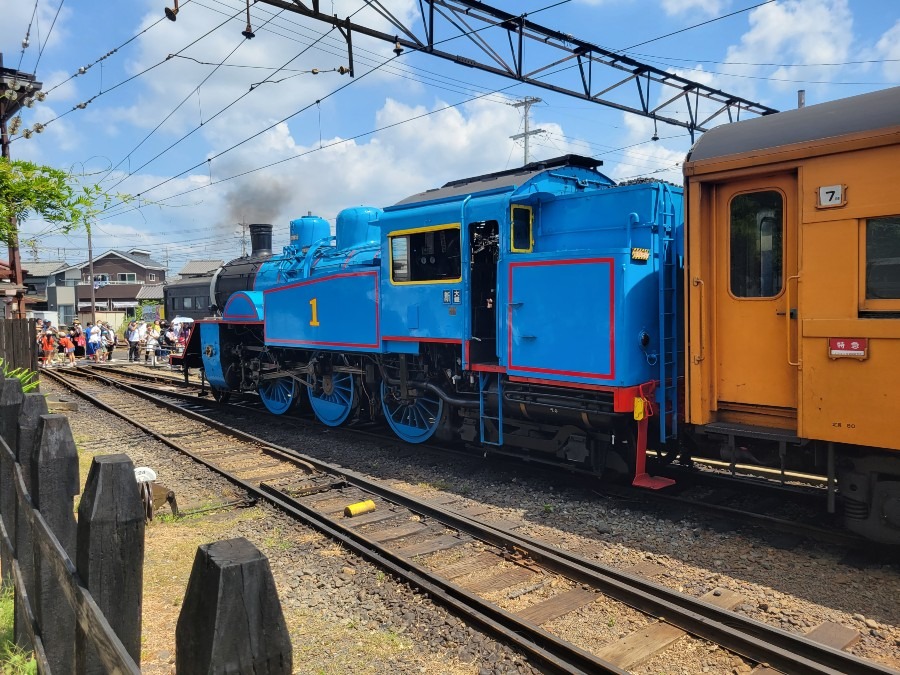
[176,538,292,674]
[13,392,48,649]
[0,373,23,588]
[31,414,79,671]
[75,454,145,674]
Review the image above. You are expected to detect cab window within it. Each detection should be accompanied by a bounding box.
[511,206,533,252]
[864,216,900,305]
[390,226,461,283]
[729,191,783,298]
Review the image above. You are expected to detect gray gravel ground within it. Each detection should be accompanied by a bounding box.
[53,369,900,673]
[209,397,900,672]
[48,378,540,675]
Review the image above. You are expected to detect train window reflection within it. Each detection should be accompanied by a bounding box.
[730,191,783,298]
[390,226,461,284]
[866,216,900,299]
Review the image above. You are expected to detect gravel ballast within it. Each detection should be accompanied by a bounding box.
[44,372,900,673]
[47,378,538,675]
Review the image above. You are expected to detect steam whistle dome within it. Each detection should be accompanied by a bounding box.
[290,215,331,252]
[336,206,382,250]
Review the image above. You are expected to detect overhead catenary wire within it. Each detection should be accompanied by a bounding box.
[99,6,288,186]
[614,0,777,53]
[100,0,583,212]
[102,0,382,192]
[41,3,181,97]
[101,47,407,213]
[15,0,40,71]
[33,0,66,74]
[9,0,230,143]
[192,0,518,104]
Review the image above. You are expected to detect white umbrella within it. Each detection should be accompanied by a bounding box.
[171,316,195,324]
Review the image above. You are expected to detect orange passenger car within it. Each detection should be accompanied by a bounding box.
[682,86,900,543]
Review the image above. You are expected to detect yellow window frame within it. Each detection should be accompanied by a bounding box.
[387,223,462,285]
[510,205,534,253]
[858,216,900,312]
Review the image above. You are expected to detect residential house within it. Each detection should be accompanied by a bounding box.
[51,249,167,326]
[22,260,70,325]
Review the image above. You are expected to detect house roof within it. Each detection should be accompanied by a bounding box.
[167,275,214,288]
[179,260,223,276]
[136,284,166,300]
[22,261,68,277]
[61,249,166,273]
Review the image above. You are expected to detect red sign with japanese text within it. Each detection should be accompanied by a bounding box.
[828,338,868,359]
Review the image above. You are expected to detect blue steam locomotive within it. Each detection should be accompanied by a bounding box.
[181,155,683,487]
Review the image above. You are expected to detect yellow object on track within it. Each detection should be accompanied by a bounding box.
[344,499,376,517]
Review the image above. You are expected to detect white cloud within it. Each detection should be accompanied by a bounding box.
[721,0,853,98]
[29,94,545,269]
[875,20,900,81]
[602,114,685,183]
[39,69,78,102]
[0,1,72,67]
[660,0,726,17]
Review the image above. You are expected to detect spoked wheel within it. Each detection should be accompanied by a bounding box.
[308,371,356,426]
[381,381,444,444]
[210,386,231,404]
[258,377,299,415]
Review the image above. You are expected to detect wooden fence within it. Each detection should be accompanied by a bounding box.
[0,372,293,673]
[0,319,38,373]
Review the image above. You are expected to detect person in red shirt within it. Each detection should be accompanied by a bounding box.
[39,332,55,368]
[58,334,76,367]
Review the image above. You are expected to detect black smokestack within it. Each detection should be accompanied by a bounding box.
[249,223,273,258]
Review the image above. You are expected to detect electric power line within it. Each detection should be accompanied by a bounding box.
[33,0,66,74]
[616,0,777,52]
[100,6,287,186]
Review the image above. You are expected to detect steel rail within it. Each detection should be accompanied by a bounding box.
[43,367,624,675]
[75,366,868,549]
[44,367,896,675]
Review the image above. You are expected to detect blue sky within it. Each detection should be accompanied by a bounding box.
[2,0,899,273]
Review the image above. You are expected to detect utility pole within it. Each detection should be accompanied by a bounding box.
[87,225,97,326]
[510,97,544,166]
[239,221,248,257]
[0,54,43,319]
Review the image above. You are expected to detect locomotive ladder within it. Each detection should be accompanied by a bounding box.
[656,184,680,444]
[478,372,503,445]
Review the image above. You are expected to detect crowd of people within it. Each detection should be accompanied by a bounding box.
[35,317,191,368]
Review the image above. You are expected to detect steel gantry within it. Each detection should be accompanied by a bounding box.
[254,0,778,140]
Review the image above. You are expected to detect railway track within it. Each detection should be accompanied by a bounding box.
[85,364,865,550]
[44,366,895,675]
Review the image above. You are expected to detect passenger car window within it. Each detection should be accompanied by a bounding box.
[865,216,900,300]
[729,191,783,298]
[389,226,461,283]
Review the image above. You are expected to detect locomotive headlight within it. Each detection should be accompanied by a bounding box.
[639,331,651,348]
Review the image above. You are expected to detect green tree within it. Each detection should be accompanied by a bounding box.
[0,157,130,245]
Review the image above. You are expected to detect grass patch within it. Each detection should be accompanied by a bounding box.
[263,526,294,552]
[417,479,451,491]
[0,586,37,674]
